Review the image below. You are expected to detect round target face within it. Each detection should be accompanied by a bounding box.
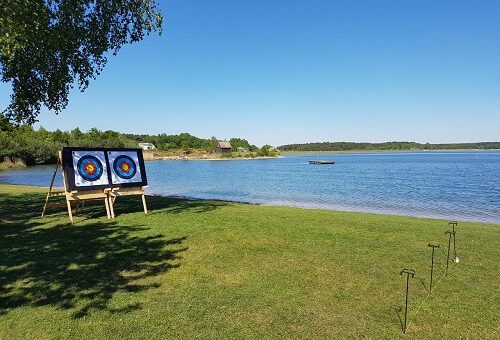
[77,155,103,182]
[113,155,137,180]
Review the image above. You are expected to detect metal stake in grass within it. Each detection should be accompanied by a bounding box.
[428,243,439,293]
[400,268,415,334]
[449,221,458,262]
[445,230,455,275]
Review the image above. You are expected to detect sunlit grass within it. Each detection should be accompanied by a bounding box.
[0,184,498,339]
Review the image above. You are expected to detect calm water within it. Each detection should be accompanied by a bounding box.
[1,151,499,224]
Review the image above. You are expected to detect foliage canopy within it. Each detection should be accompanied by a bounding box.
[0,0,163,124]
[0,116,273,165]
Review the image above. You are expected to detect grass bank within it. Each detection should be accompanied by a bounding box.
[0,184,498,339]
[143,149,278,161]
[0,158,26,169]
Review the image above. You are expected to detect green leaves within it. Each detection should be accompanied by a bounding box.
[0,0,163,124]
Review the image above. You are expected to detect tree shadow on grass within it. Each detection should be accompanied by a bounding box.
[0,220,187,318]
[0,191,49,222]
[0,189,228,223]
[111,194,230,217]
[0,192,190,318]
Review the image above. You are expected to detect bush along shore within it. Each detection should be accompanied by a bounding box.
[0,184,498,338]
[278,141,500,152]
[142,148,279,161]
[0,114,278,167]
[0,157,25,169]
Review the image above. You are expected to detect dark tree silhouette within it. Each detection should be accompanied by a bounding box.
[0,0,163,124]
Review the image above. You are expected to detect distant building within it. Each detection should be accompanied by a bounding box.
[237,147,248,152]
[216,140,232,153]
[138,143,156,150]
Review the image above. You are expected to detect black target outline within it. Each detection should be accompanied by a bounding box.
[76,155,103,182]
[113,155,137,180]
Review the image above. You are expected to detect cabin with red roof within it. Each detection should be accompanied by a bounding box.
[216,140,232,153]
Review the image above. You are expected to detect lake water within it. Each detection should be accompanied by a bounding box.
[1,151,499,224]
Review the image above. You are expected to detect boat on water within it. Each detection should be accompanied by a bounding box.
[309,160,335,164]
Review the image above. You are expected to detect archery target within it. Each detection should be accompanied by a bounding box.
[113,155,137,179]
[72,150,109,187]
[77,155,103,181]
[107,150,143,185]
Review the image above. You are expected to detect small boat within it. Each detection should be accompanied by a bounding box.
[309,160,335,164]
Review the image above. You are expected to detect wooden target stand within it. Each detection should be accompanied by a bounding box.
[41,151,147,223]
[108,186,148,218]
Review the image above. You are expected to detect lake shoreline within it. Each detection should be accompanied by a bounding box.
[2,150,498,224]
[147,193,500,225]
[2,183,498,225]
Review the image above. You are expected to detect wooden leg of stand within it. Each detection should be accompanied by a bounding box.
[142,194,148,214]
[41,192,51,218]
[66,196,74,224]
[108,196,115,218]
[104,197,111,219]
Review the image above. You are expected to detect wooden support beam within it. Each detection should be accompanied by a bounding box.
[48,192,66,197]
[142,194,148,214]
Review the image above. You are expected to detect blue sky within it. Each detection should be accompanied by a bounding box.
[1,0,499,146]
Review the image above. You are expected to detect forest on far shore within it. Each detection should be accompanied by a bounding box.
[278,141,500,152]
[0,114,274,166]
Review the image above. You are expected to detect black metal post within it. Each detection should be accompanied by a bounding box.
[449,221,458,261]
[445,231,455,275]
[400,269,415,334]
[428,243,439,293]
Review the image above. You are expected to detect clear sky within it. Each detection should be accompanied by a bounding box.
[1,0,499,146]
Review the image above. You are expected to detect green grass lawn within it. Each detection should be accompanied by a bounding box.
[0,184,498,339]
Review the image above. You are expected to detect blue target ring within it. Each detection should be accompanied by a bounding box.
[113,155,137,180]
[77,155,103,182]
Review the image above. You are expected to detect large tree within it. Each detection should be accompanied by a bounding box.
[0,0,163,124]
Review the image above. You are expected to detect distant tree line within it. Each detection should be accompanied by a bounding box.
[0,114,268,166]
[278,141,500,152]
[0,124,136,165]
[123,134,259,153]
